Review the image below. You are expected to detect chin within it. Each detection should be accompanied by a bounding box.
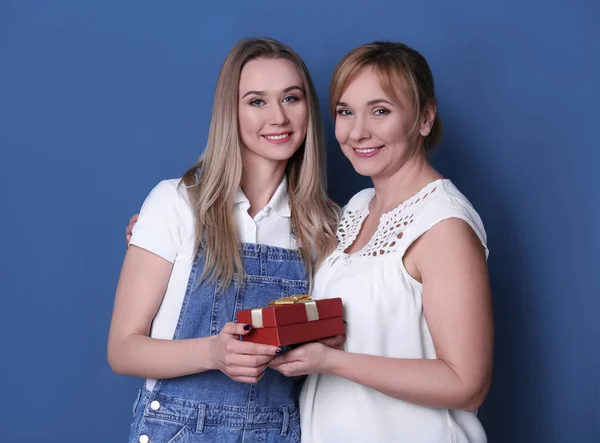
[348,161,383,178]
[270,146,301,159]
[262,145,302,161]
[266,153,297,162]
[245,144,300,163]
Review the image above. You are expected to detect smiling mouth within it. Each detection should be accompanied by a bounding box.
[263,132,292,141]
[353,146,384,157]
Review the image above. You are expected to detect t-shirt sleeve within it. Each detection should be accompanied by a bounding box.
[399,193,489,260]
[129,180,183,263]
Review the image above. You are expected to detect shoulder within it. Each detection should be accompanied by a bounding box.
[341,188,375,214]
[138,178,195,219]
[129,178,194,262]
[411,179,488,255]
[144,178,190,205]
[414,181,486,237]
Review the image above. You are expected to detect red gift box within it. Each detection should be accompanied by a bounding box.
[236,295,345,347]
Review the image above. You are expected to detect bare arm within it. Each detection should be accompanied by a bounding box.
[270,219,494,411]
[108,245,280,382]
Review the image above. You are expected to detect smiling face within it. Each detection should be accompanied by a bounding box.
[334,66,434,179]
[237,57,309,168]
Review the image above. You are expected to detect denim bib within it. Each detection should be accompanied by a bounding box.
[129,243,308,443]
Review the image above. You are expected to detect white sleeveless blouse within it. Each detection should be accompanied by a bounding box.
[299,179,489,443]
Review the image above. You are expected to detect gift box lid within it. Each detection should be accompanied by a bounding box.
[236,296,343,328]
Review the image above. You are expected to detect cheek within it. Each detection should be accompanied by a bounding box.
[290,105,309,132]
[378,120,409,144]
[237,112,259,150]
[299,104,309,124]
[238,107,258,136]
[334,120,348,145]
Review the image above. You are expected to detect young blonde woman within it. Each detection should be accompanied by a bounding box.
[269,42,494,443]
[108,37,339,443]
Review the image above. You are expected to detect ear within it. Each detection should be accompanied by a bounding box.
[419,99,437,138]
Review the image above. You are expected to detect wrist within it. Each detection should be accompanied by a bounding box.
[198,336,217,371]
[321,346,344,374]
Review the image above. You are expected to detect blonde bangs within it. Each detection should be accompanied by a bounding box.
[329,41,442,150]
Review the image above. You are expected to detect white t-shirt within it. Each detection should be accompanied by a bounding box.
[129,176,294,390]
[299,179,489,443]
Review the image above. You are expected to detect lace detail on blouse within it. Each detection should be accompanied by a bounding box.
[336,181,440,257]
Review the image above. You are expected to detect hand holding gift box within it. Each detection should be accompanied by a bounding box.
[236,295,345,347]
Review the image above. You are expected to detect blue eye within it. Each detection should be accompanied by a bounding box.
[374,108,390,115]
[249,99,265,107]
[336,109,352,116]
[282,95,298,104]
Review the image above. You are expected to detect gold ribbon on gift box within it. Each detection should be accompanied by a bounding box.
[250,295,319,328]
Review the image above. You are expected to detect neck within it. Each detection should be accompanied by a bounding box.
[241,155,287,218]
[370,153,442,214]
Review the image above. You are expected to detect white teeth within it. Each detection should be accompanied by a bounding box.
[355,148,378,154]
[265,133,291,140]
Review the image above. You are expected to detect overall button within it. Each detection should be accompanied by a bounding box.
[150,400,161,411]
[139,435,149,443]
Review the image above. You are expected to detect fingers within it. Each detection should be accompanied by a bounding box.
[268,361,295,377]
[269,348,301,366]
[125,224,134,243]
[230,372,266,384]
[318,334,346,349]
[125,214,139,244]
[125,222,133,243]
[225,362,269,378]
[220,321,254,336]
[225,353,274,368]
[220,323,281,356]
[220,337,275,383]
[268,357,284,368]
[225,362,269,384]
[226,338,281,357]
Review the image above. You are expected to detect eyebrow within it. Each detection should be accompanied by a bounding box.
[336,98,394,107]
[241,85,304,99]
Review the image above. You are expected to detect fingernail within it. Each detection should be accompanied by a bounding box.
[275,348,284,355]
[243,324,252,331]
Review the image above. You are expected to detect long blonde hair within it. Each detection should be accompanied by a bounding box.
[182,37,339,287]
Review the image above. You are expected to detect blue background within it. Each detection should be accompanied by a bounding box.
[1,1,598,441]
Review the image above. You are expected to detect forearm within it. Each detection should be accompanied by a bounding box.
[325,350,487,412]
[108,334,216,379]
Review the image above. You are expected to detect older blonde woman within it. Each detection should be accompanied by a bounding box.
[271,42,494,443]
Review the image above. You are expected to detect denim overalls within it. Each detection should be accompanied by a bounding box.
[129,243,308,443]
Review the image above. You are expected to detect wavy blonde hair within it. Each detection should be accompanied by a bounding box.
[182,38,339,287]
[330,41,442,151]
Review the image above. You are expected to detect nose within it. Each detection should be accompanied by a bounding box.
[348,114,370,142]
[270,103,289,126]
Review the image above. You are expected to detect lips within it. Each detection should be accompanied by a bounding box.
[262,132,293,144]
[352,146,384,158]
